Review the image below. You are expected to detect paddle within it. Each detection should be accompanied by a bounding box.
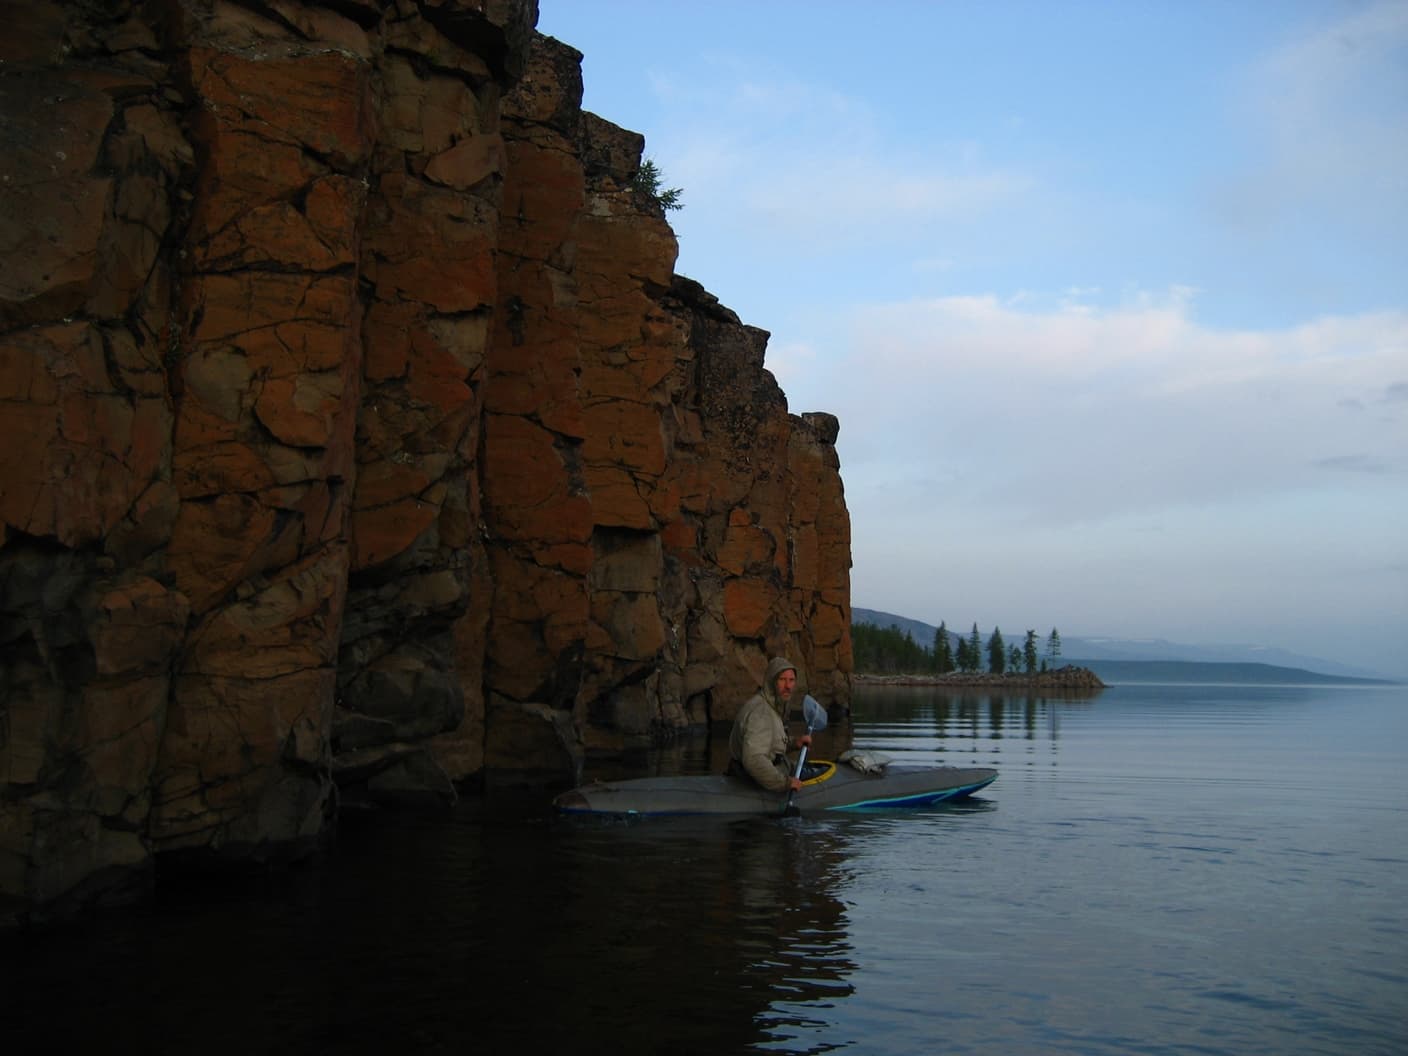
[783,695,829,817]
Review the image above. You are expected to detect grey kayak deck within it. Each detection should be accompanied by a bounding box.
[554,761,997,816]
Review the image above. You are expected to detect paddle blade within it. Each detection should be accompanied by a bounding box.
[802,694,828,732]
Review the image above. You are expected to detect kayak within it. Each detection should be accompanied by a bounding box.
[553,760,998,817]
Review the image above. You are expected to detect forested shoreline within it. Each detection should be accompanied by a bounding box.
[852,621,1066,676]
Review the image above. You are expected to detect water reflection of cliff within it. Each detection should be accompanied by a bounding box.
[4,802,865,1055]
[8,690,1020,1054]
[518,719,865,1051]
[538,815,860,1053]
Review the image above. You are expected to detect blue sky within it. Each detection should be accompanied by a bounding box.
[536,1,1408,677]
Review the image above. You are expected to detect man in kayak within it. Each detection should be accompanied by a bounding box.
[729,656,813,792]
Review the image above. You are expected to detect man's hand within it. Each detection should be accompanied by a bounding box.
[788,776,804,792]
[794,733,812,750]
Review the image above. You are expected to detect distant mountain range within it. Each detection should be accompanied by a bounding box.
[852,607,1399,684]
[1049,660,1391,686]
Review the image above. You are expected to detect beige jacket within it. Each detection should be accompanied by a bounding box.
[729,658,797,791]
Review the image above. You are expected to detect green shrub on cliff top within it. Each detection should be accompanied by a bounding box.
[633,158,683,212]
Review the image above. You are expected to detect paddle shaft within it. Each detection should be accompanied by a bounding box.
[781,731,812,815]
[782,695,827,816]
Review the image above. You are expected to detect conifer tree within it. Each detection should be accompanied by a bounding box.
[934,621,955,673]
[988,627,1006,673]
[632,158,683,211]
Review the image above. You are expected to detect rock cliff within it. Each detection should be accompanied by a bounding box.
[0,0,852,919]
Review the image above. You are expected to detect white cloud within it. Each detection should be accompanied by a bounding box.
[912,256,957,273]
[1214,1,1408,233]
[1316,454,1393,474]
[1261,1,1408,125]
[765,338,818,393]
[671,146,1030,257]
[649,61,1032,254]
[791,294,1408,527]
[812,292,1408,674]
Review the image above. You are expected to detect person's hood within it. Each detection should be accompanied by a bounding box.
[761,656,798,716]
[765,656,797,685]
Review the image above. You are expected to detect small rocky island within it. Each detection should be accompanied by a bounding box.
[855,666,1106,691]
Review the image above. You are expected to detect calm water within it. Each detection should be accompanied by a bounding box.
[5,682,1406,1055]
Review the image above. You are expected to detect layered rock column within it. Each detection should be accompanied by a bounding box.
[333,2,535,804]
[152,5,376,859]
[662,280,853,725]
[478,34,595,775]
[480,35,854,766]
[1,2,197,909]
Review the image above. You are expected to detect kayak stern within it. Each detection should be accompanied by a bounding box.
[553,788,592,813]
